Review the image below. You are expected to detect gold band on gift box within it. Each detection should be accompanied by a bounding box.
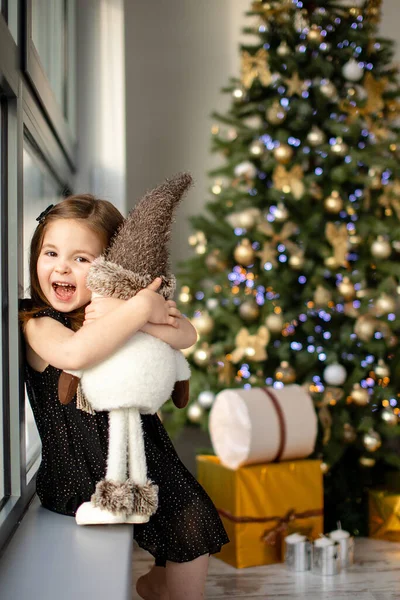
[261,388,286,462]
[217,507,323,546]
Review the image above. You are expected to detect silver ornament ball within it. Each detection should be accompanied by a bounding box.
[323,363,347,386]
[198,391,216,409]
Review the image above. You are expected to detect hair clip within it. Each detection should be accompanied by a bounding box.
[36,204,54,224]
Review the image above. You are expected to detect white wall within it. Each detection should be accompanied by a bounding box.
[124,0,400,269]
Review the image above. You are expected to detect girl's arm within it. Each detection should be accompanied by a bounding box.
[84,296,198,350]
[140,318,198,350]
[24,279,178,371]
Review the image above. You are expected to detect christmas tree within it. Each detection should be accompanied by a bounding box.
[166,0,400,534]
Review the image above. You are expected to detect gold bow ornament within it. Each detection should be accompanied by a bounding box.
[241,48,272,89]
[256,221,301,267]
[230,326,270,363]
[272,165,305,200]
[325,222,349,267]
[378,180,400,219]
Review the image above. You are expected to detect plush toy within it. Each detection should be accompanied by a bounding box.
[58,173,193,525]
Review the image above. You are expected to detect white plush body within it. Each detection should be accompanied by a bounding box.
[70,332,191,413]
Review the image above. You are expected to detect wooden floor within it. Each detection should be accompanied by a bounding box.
[132,537,400,599]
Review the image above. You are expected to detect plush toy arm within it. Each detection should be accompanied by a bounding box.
[58,371,81,405]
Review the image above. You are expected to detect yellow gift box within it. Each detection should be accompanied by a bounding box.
[369,489,400,542]
[197,455,324,568]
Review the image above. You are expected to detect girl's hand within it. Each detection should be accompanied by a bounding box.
[137,278,182,327]
[83,297,125,325]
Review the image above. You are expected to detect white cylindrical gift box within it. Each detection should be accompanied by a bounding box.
[209,385,317,469]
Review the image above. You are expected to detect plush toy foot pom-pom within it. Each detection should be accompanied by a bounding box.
[133,480,159,517]
[75,502,149,525]
[91,479,134,515]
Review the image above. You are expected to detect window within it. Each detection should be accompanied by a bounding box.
[23,142,64,481]
[0,5,75,551]
[25,0,76,162]
[1,0,18,43]
[0,99,6,508]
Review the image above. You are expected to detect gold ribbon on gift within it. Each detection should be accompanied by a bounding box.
[241,48,272,89]
[325,222,349,267]
[272,165,305,200]
[231,326,270,363]
[257,221,302,267]
[217,507,323,546]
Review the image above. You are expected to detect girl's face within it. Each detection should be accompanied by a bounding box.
[37,219,104,312]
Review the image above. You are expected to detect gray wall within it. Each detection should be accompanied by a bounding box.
[125,0,400,270]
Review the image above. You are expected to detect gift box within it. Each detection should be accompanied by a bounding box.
[197,455,324,568]
[209,385,317,469]
[368,489,400,542]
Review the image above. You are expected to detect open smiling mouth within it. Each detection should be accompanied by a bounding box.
[52,282,77,301]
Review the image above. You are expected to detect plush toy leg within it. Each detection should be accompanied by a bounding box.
[128,408,159,519]
[76,408,137,525]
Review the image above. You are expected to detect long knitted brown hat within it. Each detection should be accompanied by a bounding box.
[86,173,193,300]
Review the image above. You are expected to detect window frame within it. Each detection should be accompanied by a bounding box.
[23,0,76,167]
[0,9,74,553]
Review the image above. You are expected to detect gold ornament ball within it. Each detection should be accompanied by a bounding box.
[277,41,291,57]
[289,254,305,270]
[205,249,227,273]
[351,383,370,406]
[343,423,357,444]
[239,300,260,322]
[307,126,326,147]
[359,456,376,468]
[307,24,323,44]
[275,361,296,384]
[265,313,284,334]
[192,312,214,336]
[381,407,398,427]
[338,277,356,300]
[320,462,330,474]
[375,359,390,379]
[349,7,362,17]
[354,315,376,342]
[363,429,382,453]
[376,293,396,315]
[249,140,265,157]
[324,256,340,270]
[274,203,289,222]
[324,191,343,214]
[187,402,204,424]
[237,209,259,229]
[179,286,192,304]
[320,80,338,100]
[266,101,287,125]
[232,86,245,103]
[331,137,349,156]
[234,239,255,266]
[349,234,362,248]
[193,345,212,367]
[314,285,332,306]
[371,236,392,259]
[273,143,293,165]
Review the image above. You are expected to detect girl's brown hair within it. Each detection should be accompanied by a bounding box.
[19,194,124,331]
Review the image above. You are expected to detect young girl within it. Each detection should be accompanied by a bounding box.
[20,195,229,600]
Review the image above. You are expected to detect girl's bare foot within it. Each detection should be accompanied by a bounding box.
[136,565,169,600]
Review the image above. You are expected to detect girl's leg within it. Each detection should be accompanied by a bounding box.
[136,564,169,600]
[165,554,209,600]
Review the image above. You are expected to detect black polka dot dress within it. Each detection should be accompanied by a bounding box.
[22,302,229,565]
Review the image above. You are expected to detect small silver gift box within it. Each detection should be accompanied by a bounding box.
[312,541,341,576]
[284,536,312,572]
[334,536,354,569]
